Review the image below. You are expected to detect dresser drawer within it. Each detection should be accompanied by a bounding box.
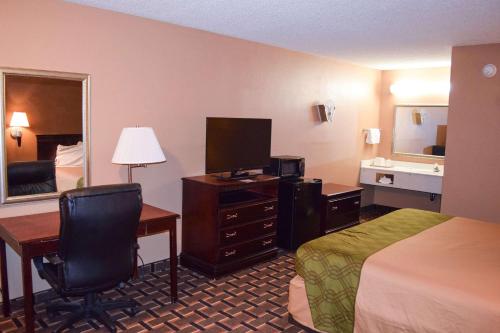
[219,199,277,227]
[220,218,276,246]
[324,211,360,233]
[327,195,361,216]
[218,235,276,263]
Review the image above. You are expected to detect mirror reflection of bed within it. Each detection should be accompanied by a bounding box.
[3,73,86,198]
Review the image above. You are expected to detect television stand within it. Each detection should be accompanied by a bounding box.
[181,174,279,277]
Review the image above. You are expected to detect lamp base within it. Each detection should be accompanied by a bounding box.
[127,164,147,183]
[10,128,22,147]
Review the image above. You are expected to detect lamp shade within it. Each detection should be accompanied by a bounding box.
[9,112,29,127]
[112,127,166,165]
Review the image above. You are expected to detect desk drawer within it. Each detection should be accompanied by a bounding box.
[327,195,361,216]
[28,238,59,256]
[220,218,276,246]
[219,199,277,227]
[218,235,275,263]
[137,219,175,236]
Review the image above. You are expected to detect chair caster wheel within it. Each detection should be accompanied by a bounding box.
[47,311,57,320]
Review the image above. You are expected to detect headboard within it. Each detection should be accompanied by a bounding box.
[36,134,83,161]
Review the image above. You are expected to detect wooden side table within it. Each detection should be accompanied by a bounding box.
[321,183,364,235]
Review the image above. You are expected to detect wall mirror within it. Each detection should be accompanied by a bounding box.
[0,68,90,203]
[393,105,448,159]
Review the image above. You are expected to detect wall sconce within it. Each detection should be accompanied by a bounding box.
[316,103,336,123]
[363,128,381,144]
[9,111,30,147]
[412,109,425,125]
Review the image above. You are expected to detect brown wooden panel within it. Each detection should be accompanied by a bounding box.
[180,175,279,276]
[181,180,219,263]
[0,204,179,253]
[218,235,276,264]
[36,134,83,161]
[324,211,360,233]
[320,183,363,235]
[219,199,278,227]
[219,217,276,246]
[327,195,361,216]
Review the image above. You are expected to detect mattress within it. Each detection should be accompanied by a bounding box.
[56,166,83,192]
[289,275,325,332]
[289,215,500,333]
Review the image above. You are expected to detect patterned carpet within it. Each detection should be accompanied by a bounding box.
[0,252,302,333]
[0,205,394,332]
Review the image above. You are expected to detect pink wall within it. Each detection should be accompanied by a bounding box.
[442,44,500,223]
[367,67,450,211]
[378,67,451,163]
[0,0,380,297]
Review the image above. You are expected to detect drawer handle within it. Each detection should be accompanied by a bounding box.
[262,240,273,246]
[354,201,360,205]
[226,213,238,220]
[225,231,237,238]
[263,222,274,229]
[331,206,339,211]
[40,239,57,243]
[224,250,236,257]
[264,205,274,212]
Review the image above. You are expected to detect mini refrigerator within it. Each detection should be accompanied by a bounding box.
[276,178,322,250]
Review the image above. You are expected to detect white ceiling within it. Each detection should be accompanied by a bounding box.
[66,0,500,69]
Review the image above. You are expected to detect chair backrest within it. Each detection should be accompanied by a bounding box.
[58,184,143,291]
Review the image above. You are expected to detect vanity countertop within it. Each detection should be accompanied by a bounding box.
[360,160,444,177]
[360,159,444,194]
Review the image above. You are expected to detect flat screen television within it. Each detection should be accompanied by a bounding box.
[205,117,272,178]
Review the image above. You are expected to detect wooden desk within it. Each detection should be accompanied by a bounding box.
[0,204,179,333]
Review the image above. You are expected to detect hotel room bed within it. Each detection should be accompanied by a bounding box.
[289,208,500,333]
[55,165,83,192]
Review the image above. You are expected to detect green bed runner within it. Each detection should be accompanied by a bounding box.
[295,208,452,333]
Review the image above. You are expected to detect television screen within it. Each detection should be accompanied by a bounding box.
[205,117,272,174]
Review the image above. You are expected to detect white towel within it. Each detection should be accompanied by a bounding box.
[365,128,380,144]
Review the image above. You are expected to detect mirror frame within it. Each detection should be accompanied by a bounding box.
[0,67,91,204]
[392,104,448,160]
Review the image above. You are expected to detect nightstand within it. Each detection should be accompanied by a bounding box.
[321,183,364,235]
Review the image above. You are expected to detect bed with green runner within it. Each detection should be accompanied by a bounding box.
[291,208,453,333]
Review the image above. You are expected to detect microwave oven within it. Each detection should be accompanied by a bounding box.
[263,156,305,178]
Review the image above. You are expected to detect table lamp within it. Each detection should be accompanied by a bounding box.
[112,127,166,183]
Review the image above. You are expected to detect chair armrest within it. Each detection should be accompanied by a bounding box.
[45,253,64,266]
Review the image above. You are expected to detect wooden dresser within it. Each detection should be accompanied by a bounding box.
[321,183,364,235]
[181,174,279,277]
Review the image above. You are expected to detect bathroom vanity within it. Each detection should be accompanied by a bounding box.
[360,160,443,194]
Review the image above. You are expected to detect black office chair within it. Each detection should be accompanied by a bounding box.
[35,184,143,333]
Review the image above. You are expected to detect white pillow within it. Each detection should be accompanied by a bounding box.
[55,141,83,166]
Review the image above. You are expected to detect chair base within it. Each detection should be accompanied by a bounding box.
[47,293,138,333]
